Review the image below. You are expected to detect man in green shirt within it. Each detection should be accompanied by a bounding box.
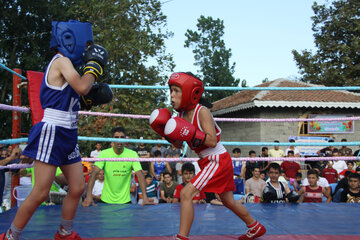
[82,127,153,205]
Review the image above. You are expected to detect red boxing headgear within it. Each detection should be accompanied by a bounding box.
[168,72,204,112]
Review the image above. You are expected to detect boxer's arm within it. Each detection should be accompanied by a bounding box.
[198,107,217,148]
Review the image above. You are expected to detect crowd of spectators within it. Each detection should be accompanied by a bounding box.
[1,137,360,212]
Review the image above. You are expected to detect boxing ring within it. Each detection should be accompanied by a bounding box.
[1,64,360,239]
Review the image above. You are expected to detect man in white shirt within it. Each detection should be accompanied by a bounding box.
[90,142,102,158]
[245,167,266,198]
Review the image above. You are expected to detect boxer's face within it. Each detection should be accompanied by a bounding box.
[170,85,182,110]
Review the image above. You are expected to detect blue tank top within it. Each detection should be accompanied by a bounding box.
[40,54,80,112]
[233,161,242,176]
[154,162,166,176]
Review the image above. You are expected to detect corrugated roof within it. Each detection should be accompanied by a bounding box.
[211,79,360,115]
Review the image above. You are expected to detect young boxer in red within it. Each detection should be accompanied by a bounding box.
[149,72,266,240]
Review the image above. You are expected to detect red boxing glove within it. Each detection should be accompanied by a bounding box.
[164,117,206,148]
[149,108,172,137]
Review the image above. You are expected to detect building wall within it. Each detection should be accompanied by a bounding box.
[211,107,360,157]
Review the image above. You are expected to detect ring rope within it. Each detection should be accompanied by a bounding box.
[0,62,27,80]
[1,137,360,147]
[1,104,359,123]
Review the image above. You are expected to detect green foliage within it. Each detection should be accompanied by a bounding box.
[0,0,77,139]
[71,0,174,155]
[184,15,240,103]
[292,0,360,86]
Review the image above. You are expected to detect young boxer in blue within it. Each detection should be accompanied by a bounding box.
[1,20,111,240]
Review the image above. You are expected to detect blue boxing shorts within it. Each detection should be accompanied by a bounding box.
[22,122,81,166]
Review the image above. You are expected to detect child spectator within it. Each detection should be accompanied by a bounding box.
[340,173,360,203]
[245,167,266,199]
[322,161,339,184]
[92,170,104,202]
[281,151,301,179]
[291,172,302,193]
[298,169,331,203]
[302,167,331,196]
[138,175,158,204]
[259,171,266,181]
[339,161,356,179]
[173,163,206,203]
[150,150,172,181]
[232,148,243,178]
[262,163,298,203]
[159,172,178,203]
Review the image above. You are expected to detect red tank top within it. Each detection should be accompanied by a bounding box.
[304,186,323,203]
[180,104,221,154]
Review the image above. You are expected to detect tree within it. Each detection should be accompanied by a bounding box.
[292,0,360,86]
[72,0,174,155]
[0,0,76,139]
[184,15,240,103]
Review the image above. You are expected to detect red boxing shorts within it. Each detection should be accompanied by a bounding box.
[191,151,235,193]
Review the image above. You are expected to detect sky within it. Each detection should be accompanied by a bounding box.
[161,0,329,87]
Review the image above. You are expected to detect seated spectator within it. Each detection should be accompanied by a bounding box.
[173,163,206,203]
[281,151,301,179]
[298,169,331,203]
[245,167,266,199]
[232,148,243,178]
[150,150,172,181]
[291,172,302,193]
[339,161,356,179]
[332,171,352,202]
[205,192,223,206]
[332,157,348,174]
[262,163,298,203]
[159,172,178,203]
[268,141,285,165]
[135,137,151,175]
[259,171,266,181]
[340,173,360,203]
[258,147,270,173]
[243,150,261,180]
[92,170,104,202]
[285,139,301,157]
[302,167,331,196]
[138,174,158,204]
[339,139,353,156]
[322,160,339,184]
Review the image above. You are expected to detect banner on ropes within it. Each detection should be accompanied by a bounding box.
[308,114,354,134]
[289,136,333,156]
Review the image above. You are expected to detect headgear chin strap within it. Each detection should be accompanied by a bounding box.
[50,20,94,67]
[168,72,204,112]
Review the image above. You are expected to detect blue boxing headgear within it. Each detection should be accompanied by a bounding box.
[50,20,93,67]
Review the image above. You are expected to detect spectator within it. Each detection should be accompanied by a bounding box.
[258,147,270,172]
[339,139,353,156]
[339,161,356,179]
[150,150,172,181]
[166,143,181,182]
[332,157,347,174]
[205,192,224,205]
[292,172,302,193]
[92,170,104,202]
[322,161,339,184]
[159,171,178,203]
[262,163,292,203]
[138,174,158,204]
[83,127,154,205]
[175,160,184,184]
[0,147,22,207]
[285,139,301,157]
[135,137,151,175]
[232,148,243,178]
[302,167,331,196]
[356,166,360,174]
[150,137,167,157]
[259,171,266,181]
[281,151,301,179]
[298,169,331,203]
[243,150,261,180]
[333,171,352,202]
[90,142,102,158]
[340,173,360,203]
[173,163,206,203]
[268,141,285,165]
[245,167,266,199]
[317,139,336,157]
